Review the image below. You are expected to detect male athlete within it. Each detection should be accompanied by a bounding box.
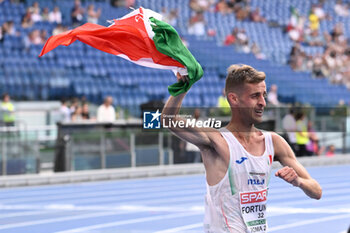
[161,65,322,233]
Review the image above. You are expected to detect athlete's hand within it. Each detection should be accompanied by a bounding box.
[275,166,301,187]
[176,72,189,83]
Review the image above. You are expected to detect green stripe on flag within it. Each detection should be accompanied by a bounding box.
[150,17,203,96]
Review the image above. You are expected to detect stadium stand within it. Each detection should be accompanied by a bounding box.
[1,0,350,117]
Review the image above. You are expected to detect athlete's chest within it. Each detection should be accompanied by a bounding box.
[237,139,265,157]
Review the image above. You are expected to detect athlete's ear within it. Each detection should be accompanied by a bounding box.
[227,92,239,106]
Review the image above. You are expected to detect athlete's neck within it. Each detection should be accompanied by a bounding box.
[226,122,257,142]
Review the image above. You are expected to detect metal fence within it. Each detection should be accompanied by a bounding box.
[0,125,57,175]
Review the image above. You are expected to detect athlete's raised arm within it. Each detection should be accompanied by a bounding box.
[272,133,322,200]
[161,73,222,150]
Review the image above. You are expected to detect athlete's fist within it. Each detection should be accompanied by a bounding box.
[275,166,301,187]
[176,72,189,83]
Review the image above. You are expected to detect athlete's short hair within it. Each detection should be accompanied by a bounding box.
[225,64,266,95]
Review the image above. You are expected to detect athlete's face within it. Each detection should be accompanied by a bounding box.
[237,81,267,124]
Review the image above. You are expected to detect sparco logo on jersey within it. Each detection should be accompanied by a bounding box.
[240,190,267,204]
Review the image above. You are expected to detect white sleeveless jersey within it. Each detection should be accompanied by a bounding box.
[204,128,275,233]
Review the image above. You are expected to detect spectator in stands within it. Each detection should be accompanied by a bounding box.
[289,18,306,42]
[295,112,310,157]
[71,0,84,28]
[334,0,349,17]
[251,42,266,60]
[21,9,34,28]
[29,1,40,14]
[2,21,17,37]
[97,96,116,122]
[282,108,297,153]
[236,28,248,45]
[235,4,250,21]
[1,93,15,127]
[234,29,250,53]
[41,7,50,22]
[216,0,230,14]
[49,6,62,24]
[87,4,101,24]
[289,43,310,71]
[70,97,79,114]
[188,12,206,36]
[126,0,135,8]
[31,6,42,23]
[81,103,91,120]
[250,8,266,23]
[226,0,237,13]
[59,99,71,123]
[24,29,42,49]
[312,3,329,21]
[52,24,67,36]
[217,88,230,116]
[323,31,332,45]
[304,30,325,46]
[163,8,179,27]
[323,48,344,84]
[331,23,344,41]
[309,8,320,32]
[40,30,48,44]
[111,0,134,8]
[306,121,324,156]
[71,106,83,122]
[267,84,279,106]
[190,0,212,13]
[323,49,337,77]
[326,144,335,157]
[312,54,326,78]
[241,40,251,53]
[223,28,237,46]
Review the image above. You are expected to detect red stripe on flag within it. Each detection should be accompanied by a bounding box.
[39,10,184,68]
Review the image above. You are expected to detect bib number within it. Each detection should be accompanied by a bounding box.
[239,189,267,233]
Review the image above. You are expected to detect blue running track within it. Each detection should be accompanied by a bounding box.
[0,165,349,233]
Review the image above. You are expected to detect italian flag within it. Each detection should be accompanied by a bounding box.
[39,7,203,96]
[289,6,300,27]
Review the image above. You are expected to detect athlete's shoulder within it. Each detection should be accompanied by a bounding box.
[268,131,285,145]
[269,132,294,159]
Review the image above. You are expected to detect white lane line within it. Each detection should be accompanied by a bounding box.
[268,206,350,215]
[269,213,350,232]
[271,193,350,206]
[54,212,202,233]
[0,210,137,230]
[268,188,350,202]
[25,192,203,207]
[154,223,203,233]
[0,210,63,219]
[0,204,349,216]
[0,177,204,198]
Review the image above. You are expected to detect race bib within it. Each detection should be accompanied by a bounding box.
[239,189,268,233]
